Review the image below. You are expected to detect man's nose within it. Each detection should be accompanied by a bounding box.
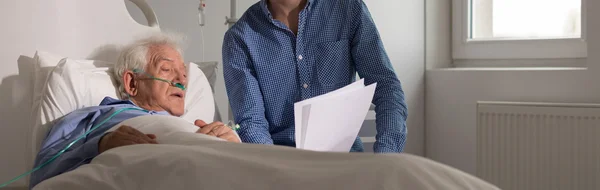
[174,70,188,86]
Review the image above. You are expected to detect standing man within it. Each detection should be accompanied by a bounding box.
[222,0,407,153]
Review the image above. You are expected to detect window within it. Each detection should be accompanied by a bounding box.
[453,0,586,60]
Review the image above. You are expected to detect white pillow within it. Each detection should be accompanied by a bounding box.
[31,52,221,123]
[191,61,221,121]
[32,51,67,115]
[30,51,216,162]
[192,61,218,92]
[183,62,216,123]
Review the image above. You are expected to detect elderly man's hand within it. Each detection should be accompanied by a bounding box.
[194,120,241,143]
[98,125,158,153]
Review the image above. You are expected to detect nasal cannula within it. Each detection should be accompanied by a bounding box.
[132,69,186,90]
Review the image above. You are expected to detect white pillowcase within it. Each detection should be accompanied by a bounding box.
[191,61,222,121]
[30,51,216,162]
[192,61,218,92]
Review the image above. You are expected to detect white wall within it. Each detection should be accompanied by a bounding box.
[129,0,425,155]
[0,1,36,186]
[426,0,600,175]
[425,0,452,69]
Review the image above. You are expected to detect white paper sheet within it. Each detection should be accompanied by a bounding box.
[294,79,365,148]
[294,104,311,149]
[295,80,365,146]
[294,79,376,152]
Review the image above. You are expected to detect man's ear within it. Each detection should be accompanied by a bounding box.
[123,71,138,97]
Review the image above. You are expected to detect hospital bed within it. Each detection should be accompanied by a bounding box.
[0,0,500,189]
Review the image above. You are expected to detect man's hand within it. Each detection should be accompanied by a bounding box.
[98,125,158,153]
[194,120,241,143]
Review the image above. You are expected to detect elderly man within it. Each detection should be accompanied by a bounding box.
[222,0,407,153]
[29,33,239,187]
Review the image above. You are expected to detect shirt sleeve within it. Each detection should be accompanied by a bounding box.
[222,30,274,145]
[350,0,408,153]
[29,122,104,187]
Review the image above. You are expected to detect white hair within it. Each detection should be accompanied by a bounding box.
[114,32,185,99]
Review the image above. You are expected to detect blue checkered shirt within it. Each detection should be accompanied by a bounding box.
[222,0,407,153]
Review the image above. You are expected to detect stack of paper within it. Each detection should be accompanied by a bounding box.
[294,79,376,152]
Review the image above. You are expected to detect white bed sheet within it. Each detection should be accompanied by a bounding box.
[32,115,499,190]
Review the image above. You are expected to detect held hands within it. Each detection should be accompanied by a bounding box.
[194,120,241,143]
[98,125,158,153]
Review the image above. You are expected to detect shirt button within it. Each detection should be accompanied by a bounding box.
[298,55,303,60]
[303,83,309,89]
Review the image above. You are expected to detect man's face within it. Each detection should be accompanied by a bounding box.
[133,45,187,116]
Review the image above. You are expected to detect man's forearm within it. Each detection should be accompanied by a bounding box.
[372,88,408,153]
[236,120,274,144]
[373,111,407,153]
[238,128,274,144]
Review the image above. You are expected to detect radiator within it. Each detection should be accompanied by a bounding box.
[476,101,600,190]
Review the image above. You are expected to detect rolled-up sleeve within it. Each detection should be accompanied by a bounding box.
[222,30,273,145]
[350,0,408,153]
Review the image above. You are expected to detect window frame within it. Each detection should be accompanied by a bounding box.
[452,0,588,60]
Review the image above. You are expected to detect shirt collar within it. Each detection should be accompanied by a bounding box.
[99,96,171,115]
[260,0,314,20]
[100,96,135,106]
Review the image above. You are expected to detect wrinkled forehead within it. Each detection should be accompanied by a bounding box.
[147,45,186,70]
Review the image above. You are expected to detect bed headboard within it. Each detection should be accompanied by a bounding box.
[0,0,160,187]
